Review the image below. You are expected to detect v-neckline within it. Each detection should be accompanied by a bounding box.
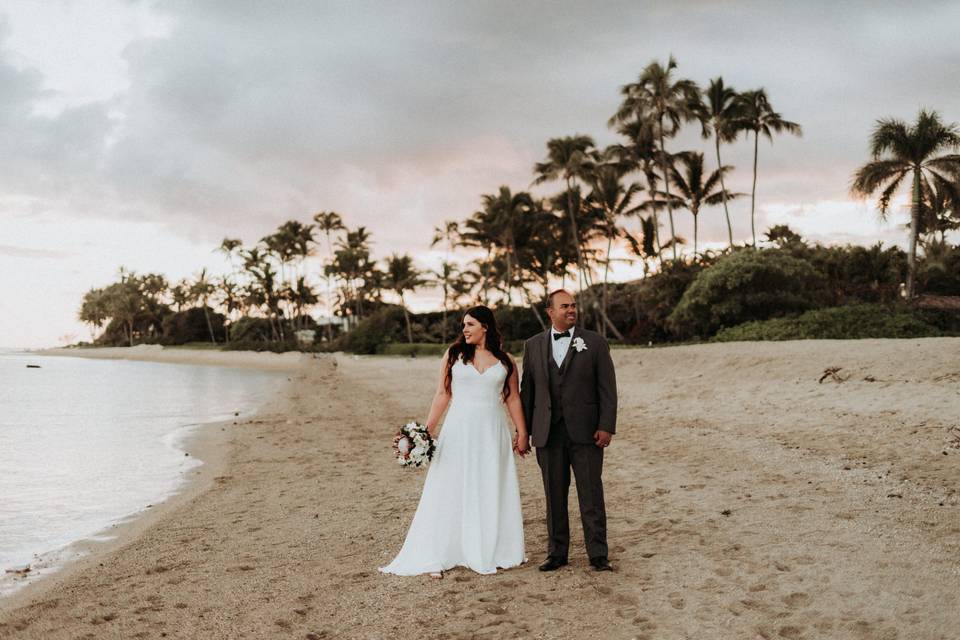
[467,359,500,376]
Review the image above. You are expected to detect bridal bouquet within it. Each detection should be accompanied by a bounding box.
[393,421,435,468]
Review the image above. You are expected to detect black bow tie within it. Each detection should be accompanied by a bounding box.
[553,330,571,341]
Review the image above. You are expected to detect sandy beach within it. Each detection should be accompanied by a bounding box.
[2,339,959,639]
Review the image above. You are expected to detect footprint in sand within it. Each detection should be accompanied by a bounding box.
[782,592,811,608]
[632,616,657,632]
[480,604,508,615]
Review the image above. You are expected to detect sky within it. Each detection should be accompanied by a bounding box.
[2,0,959,348]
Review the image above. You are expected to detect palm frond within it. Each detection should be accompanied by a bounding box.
[850,160,910,197]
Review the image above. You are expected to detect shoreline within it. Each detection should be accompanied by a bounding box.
[35,344,310,371]
[0,347,304,613]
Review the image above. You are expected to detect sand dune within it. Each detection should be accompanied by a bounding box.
[2,339,959,639]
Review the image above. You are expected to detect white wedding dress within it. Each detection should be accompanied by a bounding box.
[379,359,526,575]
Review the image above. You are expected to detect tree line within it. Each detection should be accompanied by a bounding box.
[78,57,960,347]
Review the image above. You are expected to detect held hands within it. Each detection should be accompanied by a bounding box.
[594,430,613,449]
[512,431,530,458]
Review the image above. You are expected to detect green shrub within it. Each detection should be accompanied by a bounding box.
[918,243,960,295]
[714,304,942,341]
[161,307,226,345]
[630,260,704,342]
[228,316,277,342]
[669,250,828,338]
[493,306,548,342]
[780,242,907,304]
[331,305,407,354]
[913,307,960,335]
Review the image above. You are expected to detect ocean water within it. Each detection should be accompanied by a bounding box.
[0,351,287,596]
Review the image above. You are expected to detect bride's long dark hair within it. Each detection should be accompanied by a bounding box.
[444,305,514,400]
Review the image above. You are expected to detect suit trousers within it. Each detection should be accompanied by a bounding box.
[535,418,608,560]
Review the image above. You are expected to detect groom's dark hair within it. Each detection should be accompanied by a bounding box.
[444,305,514,400]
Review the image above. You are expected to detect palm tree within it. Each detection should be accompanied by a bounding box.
[430,220,461,342]
[102,279,143,346]
[384,253,425,343]
[918,175,960,245]
[328,226,377,326]
[313,211,345,340]
[170,280,190,312]
[432,260,461,343]
[78,287,109,341]
[608,118,664,255]
[242,247,283,339]
[217,276,242,341]
[609,56,700,260]
[851,109,960,297]
[520,206,574,300]
[735,89,802,247]
[586,159,642,338]
[431,220,460,256]
[218,238,242,276]
[698,78,741,245]
[623,215,659,278]
[654,151,743,256]
[533,135,597,290]
[483,187,536,304]
[288,276,319,332]
[189,268,218,343]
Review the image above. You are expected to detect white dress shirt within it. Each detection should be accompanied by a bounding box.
[550,326,574,368]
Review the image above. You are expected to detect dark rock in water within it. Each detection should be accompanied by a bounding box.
[26,364,41,369]
[5,565,31,575]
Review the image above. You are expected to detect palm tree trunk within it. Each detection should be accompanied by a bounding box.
[601,233,614,339]
[715,136,734,245]
[324,232,335,342]
[906,168,921,298]
[523,287,547,331]
[565,177,587,292]
[401,294,413,344]
[202,305,217,343]
[482,247,492,304]
[750,130,759,248]
[644,168,664,256]
[441,293,449,344]
[693,212,699,256]
[505,249,514,305]
[658,115,678,261]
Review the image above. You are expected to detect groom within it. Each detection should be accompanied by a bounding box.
[520,289,618,572]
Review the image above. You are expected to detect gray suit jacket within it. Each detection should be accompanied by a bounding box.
[520,327,618,448]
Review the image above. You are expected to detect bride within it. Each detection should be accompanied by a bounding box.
[379,305,529,578]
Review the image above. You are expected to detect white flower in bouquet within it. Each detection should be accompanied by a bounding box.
[392,421,436,468]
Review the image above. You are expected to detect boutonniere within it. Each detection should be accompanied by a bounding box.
[572,336,588,352]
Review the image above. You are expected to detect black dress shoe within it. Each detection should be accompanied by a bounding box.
[538,556,568,572]
[589,556,613,571]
